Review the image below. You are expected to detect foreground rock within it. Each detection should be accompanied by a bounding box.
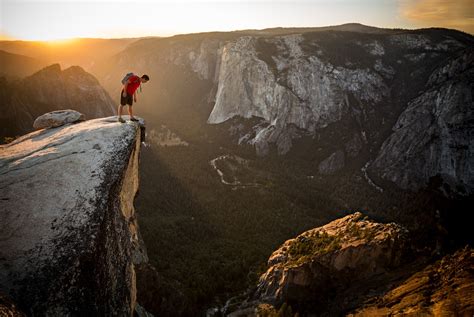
[0,116,145,315]
[0,291,26,317]
[349,247,474,316]
[229,212,409,315]
[33,109,85,129]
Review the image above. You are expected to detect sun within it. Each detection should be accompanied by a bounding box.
[16,34,79,43]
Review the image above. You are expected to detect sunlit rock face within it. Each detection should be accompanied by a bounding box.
[33,109,85,129]
[0,64,116,139]
[349,247,474,317]
[228,212,409,315]
[369,48,474,197]
[203,30,473,195]
[0,116,146,315]
[204,30,472,158]
[254,212,408,308]
[208,35,388,155]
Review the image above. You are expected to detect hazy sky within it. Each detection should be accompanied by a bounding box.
[1,0,473,41]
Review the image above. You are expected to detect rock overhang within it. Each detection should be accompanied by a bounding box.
[0,115,146,315]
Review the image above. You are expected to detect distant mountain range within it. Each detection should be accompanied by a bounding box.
[0,37,137,73]
[0,50,45,79]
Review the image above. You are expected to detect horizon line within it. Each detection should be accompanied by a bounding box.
[1,22,472,43]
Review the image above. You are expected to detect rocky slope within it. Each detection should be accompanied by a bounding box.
[369,47,474,197]
[0,116,146,315]
[349,247,474,317]
[228,213,473,316]
[0,64,116,140]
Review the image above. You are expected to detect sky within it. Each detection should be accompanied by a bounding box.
[1,0,473,41]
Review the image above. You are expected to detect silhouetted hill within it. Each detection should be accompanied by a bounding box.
[0,64,115,140]
[0,38,139,71]
[0,50,46,79]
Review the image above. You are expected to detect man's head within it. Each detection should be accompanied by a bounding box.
[141,74,150,83]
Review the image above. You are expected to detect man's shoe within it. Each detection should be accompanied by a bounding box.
[130,117,139,122]
[118,117,126,123]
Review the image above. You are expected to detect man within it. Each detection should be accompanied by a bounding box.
[118,74,149,123]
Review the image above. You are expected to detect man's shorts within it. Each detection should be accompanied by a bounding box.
[120,90,133,106]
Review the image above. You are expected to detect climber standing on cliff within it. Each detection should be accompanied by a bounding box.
[118,73,150,123]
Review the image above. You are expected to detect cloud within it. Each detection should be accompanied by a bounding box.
[399,0,474,33]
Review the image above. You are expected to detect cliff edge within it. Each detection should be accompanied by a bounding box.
[0,116,146,315]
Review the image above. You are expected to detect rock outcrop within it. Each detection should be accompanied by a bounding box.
[0,116,145,315]
[33,109,85,129]
[0,64,116,140]
[318,150,345,175]
[349,247,474,317]
[369,47,474,197]
[230,212,408,315]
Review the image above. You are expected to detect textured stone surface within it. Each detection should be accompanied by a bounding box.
[318,150,345,174]
[207,35,387,155]
[33,109,85,129]
[349,247,474,317]
[253,212,408,308]
[369,47,474,196]
[0,116,145,315]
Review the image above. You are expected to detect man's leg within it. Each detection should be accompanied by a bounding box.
[117,105,125,123]
[128,105,138,121]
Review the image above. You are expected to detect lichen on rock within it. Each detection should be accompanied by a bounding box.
[234,212,408,314]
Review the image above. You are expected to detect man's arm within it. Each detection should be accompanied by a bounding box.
[134,91,137,102]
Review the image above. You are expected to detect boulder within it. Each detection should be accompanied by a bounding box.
[33,109,85,129]
[0,116,145,315]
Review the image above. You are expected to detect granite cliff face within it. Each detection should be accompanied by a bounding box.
[0,116,146,315]
[208,34,388,155]
[369,47,474,196]
[0,64,116,140]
